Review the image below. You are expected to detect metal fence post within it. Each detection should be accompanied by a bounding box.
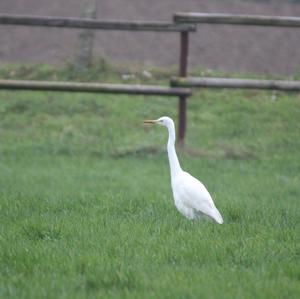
[178,31,189,146]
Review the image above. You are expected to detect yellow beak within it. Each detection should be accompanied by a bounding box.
[143,120,157,124]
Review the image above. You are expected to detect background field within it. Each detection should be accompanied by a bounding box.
[0,66,300,298]
[1,0,300,74]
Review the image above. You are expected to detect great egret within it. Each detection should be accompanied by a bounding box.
[144,116,223,224]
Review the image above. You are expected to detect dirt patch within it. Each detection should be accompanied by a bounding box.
[1,0,300,75]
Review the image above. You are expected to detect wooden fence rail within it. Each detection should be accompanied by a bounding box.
[0,80,192,96]
[0,14,196,32]
[171,77,300,91]
[174,12,300,28]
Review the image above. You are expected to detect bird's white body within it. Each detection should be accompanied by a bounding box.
[144,116,223,224]
[171,171,223,223]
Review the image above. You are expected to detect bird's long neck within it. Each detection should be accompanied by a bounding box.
[167,124,182,179]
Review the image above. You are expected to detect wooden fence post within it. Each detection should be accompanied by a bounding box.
[75,0,98,69]
[178,31,189,146]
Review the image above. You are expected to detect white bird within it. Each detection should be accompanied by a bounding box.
[144,116,223,224]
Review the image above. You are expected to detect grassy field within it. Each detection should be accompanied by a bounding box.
[0,67,300,298]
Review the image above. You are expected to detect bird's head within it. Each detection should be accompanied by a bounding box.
[144,116,174,128]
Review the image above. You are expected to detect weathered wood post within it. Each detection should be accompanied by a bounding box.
[178,30,189,146]
[75,0,98,69]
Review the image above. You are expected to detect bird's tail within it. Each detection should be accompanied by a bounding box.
[211,208,223,224]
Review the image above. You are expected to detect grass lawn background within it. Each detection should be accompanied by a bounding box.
[0,65,299,298]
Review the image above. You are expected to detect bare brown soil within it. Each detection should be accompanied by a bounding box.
[0,0,300,75]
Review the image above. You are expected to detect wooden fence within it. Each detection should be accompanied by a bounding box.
[174,12,300,27]
[0,13,195,144]
[0,14,196,32]
[171,77,300,91]
[172,12,300,143]
[1,13,300,144]
[0,79,191,96]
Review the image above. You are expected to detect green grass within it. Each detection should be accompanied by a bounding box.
[0,67,300,298]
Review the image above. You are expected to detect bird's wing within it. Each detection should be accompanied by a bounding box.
[174,172,222,223]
